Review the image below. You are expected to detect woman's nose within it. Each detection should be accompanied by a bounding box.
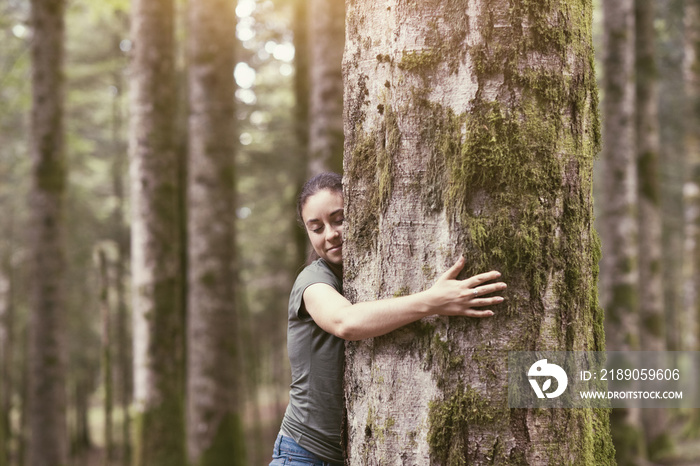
[326,225,340,240]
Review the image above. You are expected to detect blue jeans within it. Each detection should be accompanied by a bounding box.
[269,433,343,466]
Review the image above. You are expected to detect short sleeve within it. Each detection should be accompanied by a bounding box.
[288,259,342,320]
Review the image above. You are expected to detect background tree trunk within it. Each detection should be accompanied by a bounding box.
[186,0,245,464]
[600,0,646,462]
[635,0,671,458]
[27,0,69,464]
[343,0,614,463]
[686,0,700,357]
[308,0,345,176]
[129,0,185,463]
[0,259,10,466]
[98,249,114,464]
[659,0,688,352]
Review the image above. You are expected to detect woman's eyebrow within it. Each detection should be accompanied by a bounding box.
[305,208,343,226]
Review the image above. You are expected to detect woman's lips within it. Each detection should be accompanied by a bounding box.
[328,244,342,253]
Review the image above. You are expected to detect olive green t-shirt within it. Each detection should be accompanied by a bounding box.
[280,259,344,464]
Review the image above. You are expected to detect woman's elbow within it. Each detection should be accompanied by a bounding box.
[334,320,364,341]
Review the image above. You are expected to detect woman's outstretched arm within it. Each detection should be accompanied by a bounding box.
[303,256,506,341]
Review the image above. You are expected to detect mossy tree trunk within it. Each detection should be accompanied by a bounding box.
[27,0,69,464]
[635,0,671,458]
[308,0,345,176]
[343,0,614,464]
[129,0,186,463]
[185,0,245,464]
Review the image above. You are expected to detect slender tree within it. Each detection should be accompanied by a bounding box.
[186,0,245,464]
[659,0,688,352]
[308,0,345,176]
[97,249,114,464]
[27,0,69,464]
[129,0,185,463]
[0,259,10,466]
[600,0,647,462]
[635,0,672,458]
[685,0,700,356]
[343,0,614,463]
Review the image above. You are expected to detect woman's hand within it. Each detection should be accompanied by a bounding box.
[426,256,506,318]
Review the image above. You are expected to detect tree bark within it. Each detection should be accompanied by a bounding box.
[129,0,185,463]
[27,0,69,464]
[308,0,345,176]
[185,0,245,464]
[343,0,614,464]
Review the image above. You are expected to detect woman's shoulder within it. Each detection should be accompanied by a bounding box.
[294,259,340,290]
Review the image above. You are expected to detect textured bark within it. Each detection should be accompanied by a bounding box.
[635,0,670,456]
[186,0,244,464]
[129,0,185,463]
[27,0,69,464]
[308,0,345,175]
[343,0,613,464]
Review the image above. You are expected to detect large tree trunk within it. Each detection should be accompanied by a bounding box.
[185,0,244,464]
[308,0,345,176]
[343,0,614,464]
[27,0,69,464]
[129,0,185,464]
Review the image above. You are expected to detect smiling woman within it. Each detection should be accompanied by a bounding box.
[269,172,506,465]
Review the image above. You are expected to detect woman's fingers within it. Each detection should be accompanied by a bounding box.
[465,309,495,318]
[464,270,502,287]
[439,255,466,281]
[467,281,507,298]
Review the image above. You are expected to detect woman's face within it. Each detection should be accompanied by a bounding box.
[301,189,344,265]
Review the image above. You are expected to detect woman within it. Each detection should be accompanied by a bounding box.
[270,172,506,465]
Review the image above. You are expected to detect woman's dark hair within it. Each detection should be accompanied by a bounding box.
[296,172,343,226]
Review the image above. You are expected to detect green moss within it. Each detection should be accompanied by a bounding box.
[392,286,410,298]
[427,384,502,465]
[345,104,398,252]
[398,49,441,72]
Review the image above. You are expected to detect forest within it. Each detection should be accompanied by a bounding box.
[0,0,699,465]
